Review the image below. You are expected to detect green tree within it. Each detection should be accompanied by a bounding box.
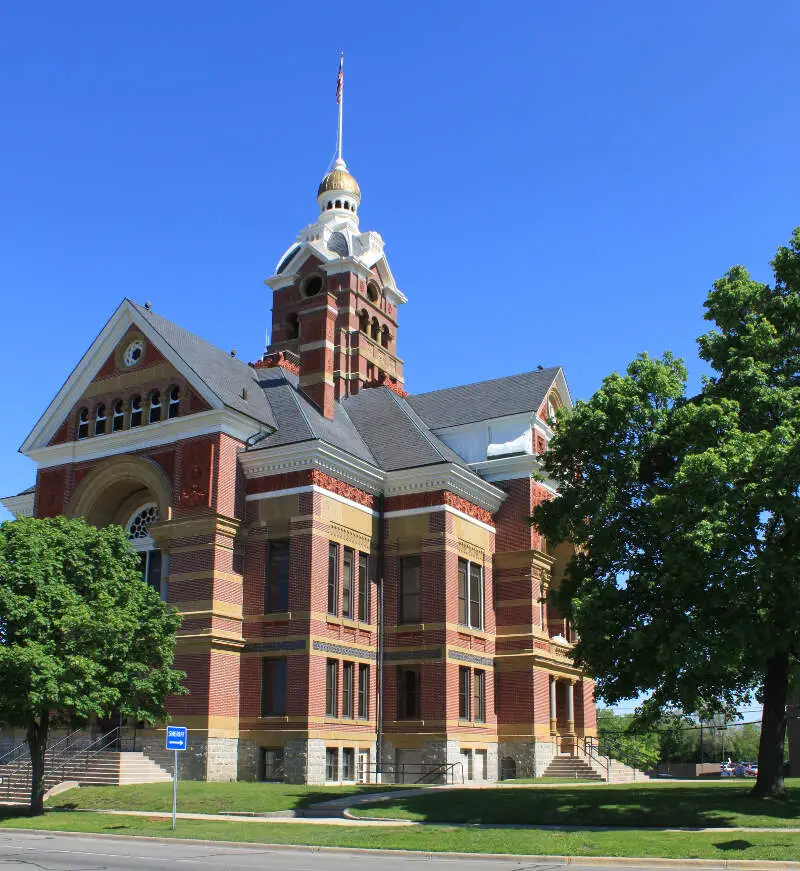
[596,709,661,769]
[0,516,185,814]
[533,230,800,798]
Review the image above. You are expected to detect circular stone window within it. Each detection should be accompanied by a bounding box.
[303,275,323,297]
[123,339,145,367]
[367,281,380,303]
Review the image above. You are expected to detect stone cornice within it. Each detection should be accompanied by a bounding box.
[150,513,241,543]
[384,464,506,514]
[0,491,35,518]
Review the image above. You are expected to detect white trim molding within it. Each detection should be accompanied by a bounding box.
[383,504,496,534]
[384,463,506,513]
[469,454,557,493]
[245,484,378,517]
[1,491,35,518]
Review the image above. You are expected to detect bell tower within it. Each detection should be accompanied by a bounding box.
[263,59,407,417]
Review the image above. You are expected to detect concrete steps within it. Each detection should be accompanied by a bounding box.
[542,755,604,781]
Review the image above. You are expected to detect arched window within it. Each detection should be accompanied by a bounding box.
[130,395,143,428]
[370,318,379,341]
[126,503,164,598]
[94,404,106,436]
[168,386,180,419]
[381,325,391,349]
[335,199,342,209]
[359,309,369,333]
[77,408,89,439]
[149,390,161,424]
[327,201,333,210]
[112,400,125,432]
[286,312,299,340]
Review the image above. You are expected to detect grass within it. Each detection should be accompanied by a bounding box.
[46,781,404,814]
[352,778,800,828]
[3,810,800,860]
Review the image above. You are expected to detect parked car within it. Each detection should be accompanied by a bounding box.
[720,764,735,778]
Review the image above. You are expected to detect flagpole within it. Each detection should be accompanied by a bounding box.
[336,52,344,163]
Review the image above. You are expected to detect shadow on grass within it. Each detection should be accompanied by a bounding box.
[713,840,755,851]
[358,781,800,828]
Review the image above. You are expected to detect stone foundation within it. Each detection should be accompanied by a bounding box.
[498,739,555,779]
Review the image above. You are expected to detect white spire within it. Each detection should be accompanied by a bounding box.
[335,52,344,167]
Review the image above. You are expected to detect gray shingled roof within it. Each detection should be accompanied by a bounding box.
[130,301,276,430]
[254,366,376,465]
[407,367,562,430]
[341,387,469,471]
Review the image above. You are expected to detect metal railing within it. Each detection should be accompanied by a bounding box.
[355,761,464,785]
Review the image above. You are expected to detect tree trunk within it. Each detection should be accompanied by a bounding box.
[752,651,789,798]
[26,712,49,816]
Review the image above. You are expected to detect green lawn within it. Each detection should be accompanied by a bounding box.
[353,779,800,828]
[2,811,800,861]
[46,781,403,814]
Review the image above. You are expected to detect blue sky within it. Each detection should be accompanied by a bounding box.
[1,0,798,513]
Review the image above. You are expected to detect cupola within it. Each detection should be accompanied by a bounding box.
[317,157,361,221]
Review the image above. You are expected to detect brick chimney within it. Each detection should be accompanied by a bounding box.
[298,291,337,419]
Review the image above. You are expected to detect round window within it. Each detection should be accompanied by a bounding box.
[367,282,380,303]
[303,275,323,297]
[127,503,160,540]
[123,340,145,367]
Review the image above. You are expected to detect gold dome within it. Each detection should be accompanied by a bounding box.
[318,168,361,198]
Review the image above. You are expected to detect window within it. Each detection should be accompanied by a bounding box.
[359,309,369,333]
[370,318,379,340]
[261,658,287,716]
[130,395,143,427]
[149,390,161,424]
[112,399,125,431]
[459,666,471,720]
[325,748,338,781]
[286,313,299,340]
[327,543,339,615]
[303,275,323,297]
[358,663,369,719]
[168,385,180,419]
[357,553,369,622]
[342,747,355,781]
[94,404,106,436]
[458,559,483,630]
[264,539,289,612]
[127,503,159,540]
[342,661,354,718]
[367,281,379,303]
[342,548,354,618]
[399,556,421,623]
[397,666,421,719]
[77,408,89,439]
[325,659,338,717]
[381,325,391,349]
[474,670,486,722]
[260,748,284,781]
[139,550,162,595]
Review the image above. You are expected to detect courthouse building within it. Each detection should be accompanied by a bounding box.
[2,138,597,783]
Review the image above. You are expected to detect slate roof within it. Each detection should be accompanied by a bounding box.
[406,367,562,430]
[253,366,376,465]
[130,301,277,431]
[341,387,469,471]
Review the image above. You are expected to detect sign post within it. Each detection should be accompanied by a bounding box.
[165,726,188,830]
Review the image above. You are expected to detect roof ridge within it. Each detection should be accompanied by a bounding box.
[385,388,456,465]
[411,366,561,399]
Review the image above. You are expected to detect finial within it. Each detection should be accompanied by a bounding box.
[336,52,344,165]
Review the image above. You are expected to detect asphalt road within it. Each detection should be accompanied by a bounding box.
[0,831,722,871]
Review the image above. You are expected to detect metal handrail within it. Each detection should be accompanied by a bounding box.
[573,735,611,781]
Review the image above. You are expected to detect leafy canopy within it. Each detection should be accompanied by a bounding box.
[0,516,185,730]
[534,229,800,721]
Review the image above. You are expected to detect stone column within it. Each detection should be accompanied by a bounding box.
[567,679,576,734]
[549,675,557,734]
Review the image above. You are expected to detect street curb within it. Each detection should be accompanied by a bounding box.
[1,825,799,869]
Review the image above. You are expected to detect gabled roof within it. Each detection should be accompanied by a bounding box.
[341,386,469,471]
[129,302,275,429]
[21,299,276,454]
[254,366,376,465]
[407,367,564,430]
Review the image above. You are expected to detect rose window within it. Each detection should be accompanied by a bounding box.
[127,503,160,540]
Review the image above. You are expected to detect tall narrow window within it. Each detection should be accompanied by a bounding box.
[77,408,89,439]
[327,543,339,615]
[325,748,338,781]
[358,663,370,719]
[149,390,161,423]
[325,659,338,717]
[459,666,471,720]
[112,399,125,431]
[342,548,354,619]
[342,747,355,781]
[139,550,162,596]
[458,559,468,625]
[264,539,289,612]
[94,404,106,436]
[130,395,143,427]
[167,385,180,419]
[469,562,483,629]
[474,669,486,722]
[342,661,354,718]
[399,556,421,623]
[358,553,369,622]
[397,666,421,719]
[261,658,287,716]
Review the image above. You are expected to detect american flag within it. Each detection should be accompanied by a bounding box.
[336,55,343,104]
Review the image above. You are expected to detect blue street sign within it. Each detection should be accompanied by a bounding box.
[166,726,188,751]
